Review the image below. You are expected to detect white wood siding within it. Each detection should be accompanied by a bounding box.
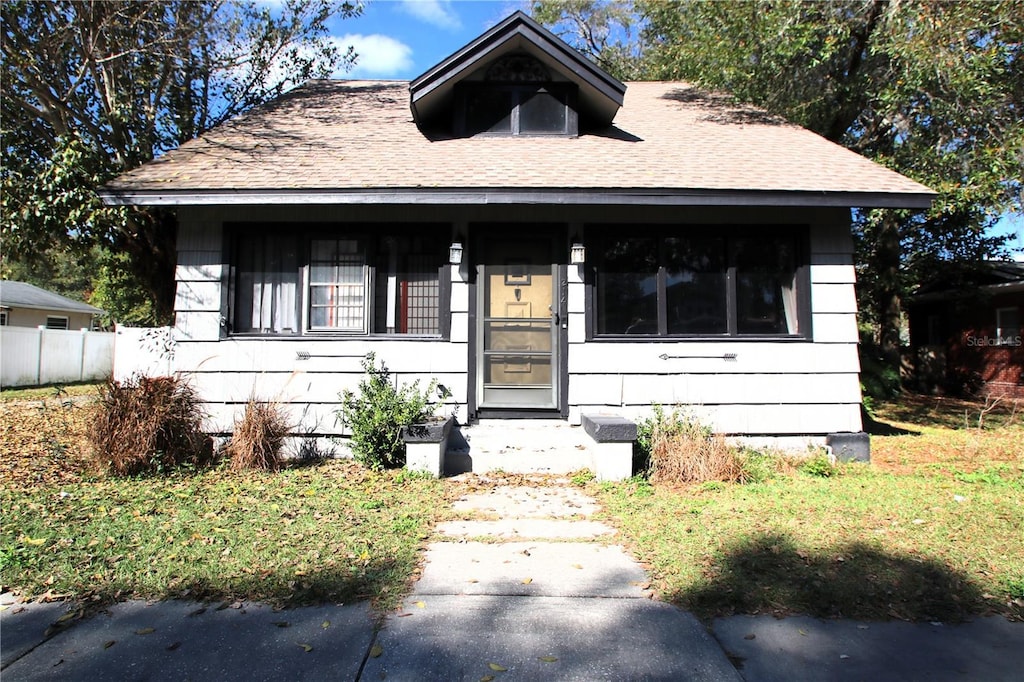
[565,208,863,435]
[170,205,863,439]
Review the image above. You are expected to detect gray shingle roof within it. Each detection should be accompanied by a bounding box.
[0,281,103,314]
[103,80,934,207]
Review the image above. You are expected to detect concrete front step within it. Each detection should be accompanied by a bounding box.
[437,519,615,540]
[412,542,651,598]
[445,420,596,475]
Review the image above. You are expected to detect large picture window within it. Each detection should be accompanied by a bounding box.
[591,226,808,338]
[228,225,446,337]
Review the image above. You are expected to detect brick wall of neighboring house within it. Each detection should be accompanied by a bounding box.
[908,290,1023,398]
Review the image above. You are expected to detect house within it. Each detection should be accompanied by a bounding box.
[0,280,103,330]
[100,12,934,460]
[907,262,1023,399]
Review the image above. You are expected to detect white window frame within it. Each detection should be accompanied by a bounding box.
[307,238,370,334]
[45,315,69,330]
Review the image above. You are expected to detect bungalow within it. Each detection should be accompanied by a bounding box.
[100,13,934,464]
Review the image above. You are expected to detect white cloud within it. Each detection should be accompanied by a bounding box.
[398,0,462,31]
[337,34,414,77]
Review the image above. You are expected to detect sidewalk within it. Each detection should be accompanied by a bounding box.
[3,480,1022,680]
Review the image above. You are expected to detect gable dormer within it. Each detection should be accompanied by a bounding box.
[409,11,625,137]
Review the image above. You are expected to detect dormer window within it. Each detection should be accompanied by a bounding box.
[409,12,624,136]
[455,54,578,137]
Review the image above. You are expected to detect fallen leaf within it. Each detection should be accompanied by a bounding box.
[744,634,756,640]
[798,629,807,636]
[488,662,507,671]
[840,654,850,659]
[538,655,558,662]
[468,579,479,584]
[414,600,426,609]
[272,621,290,628]
[521,577,533,584]
[369,644,383,658]
[188,607,206,617]
[135,628,155,635]
[166,642,181,651]
[572,564,583,569]
[481,676,495,682]
[103,640,116,649]
[297,643,313,653]
[321,620,331,629]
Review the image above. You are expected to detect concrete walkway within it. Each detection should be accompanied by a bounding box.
[3,480,1023,681]
[361,483,740,680]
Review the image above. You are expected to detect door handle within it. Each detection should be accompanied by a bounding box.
[549,305,560,326]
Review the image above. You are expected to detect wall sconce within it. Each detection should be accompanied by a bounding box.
[449,242,463,265]
[570,243,586,265]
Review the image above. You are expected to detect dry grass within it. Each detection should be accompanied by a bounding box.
[647,410,745,484]
[225,399,291,472]
[89,375,213,476]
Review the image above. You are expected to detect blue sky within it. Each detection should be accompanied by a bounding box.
[314,1,1022,257]
[327,0,530,80]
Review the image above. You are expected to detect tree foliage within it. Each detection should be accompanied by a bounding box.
[2,0,361,323]
[535,0,1024,362]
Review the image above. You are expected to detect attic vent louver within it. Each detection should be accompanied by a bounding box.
[486,54,550,82]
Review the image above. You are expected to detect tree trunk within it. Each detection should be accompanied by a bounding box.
[875,211,903,373]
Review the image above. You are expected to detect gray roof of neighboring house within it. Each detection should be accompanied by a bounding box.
[0,281,103,314]
[100,80,935,209]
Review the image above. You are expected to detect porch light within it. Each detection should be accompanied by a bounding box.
[570,243,586,265]
[449,242,463,265]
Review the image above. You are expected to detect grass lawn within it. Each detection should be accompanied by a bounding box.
[0,396,448,614]
[2,387,1021,623]
[594,394,1024,623]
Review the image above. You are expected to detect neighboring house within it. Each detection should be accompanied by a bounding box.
[0,281,103,330]
[100,12,934,449]
[907,262,1024,399]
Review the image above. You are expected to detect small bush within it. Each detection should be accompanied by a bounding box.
[90,375,212,476]
[736,448,780,484]
[337,353,446,470]
[225,399,291,471]
[643,407,744,485]
[799,452,836,477]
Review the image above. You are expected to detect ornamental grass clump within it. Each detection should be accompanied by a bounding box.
[225,399,291,471]
[89,375,212,476]
[642,406,745,485]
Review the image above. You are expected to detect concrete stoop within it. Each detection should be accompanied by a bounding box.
[444,419,633,479]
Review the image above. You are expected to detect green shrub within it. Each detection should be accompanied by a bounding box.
[337,353,446,470]
[89,375,212,476]
[737,448,779,484]
[799,452,836,477]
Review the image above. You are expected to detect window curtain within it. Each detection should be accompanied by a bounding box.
[780,274,798,334]
[236,235,298,333]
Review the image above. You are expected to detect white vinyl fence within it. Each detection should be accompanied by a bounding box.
[1,327,115,388]
[112,325,174,381]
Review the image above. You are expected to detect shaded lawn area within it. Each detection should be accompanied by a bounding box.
[0,398,448,614]
[595,395,1024,623]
